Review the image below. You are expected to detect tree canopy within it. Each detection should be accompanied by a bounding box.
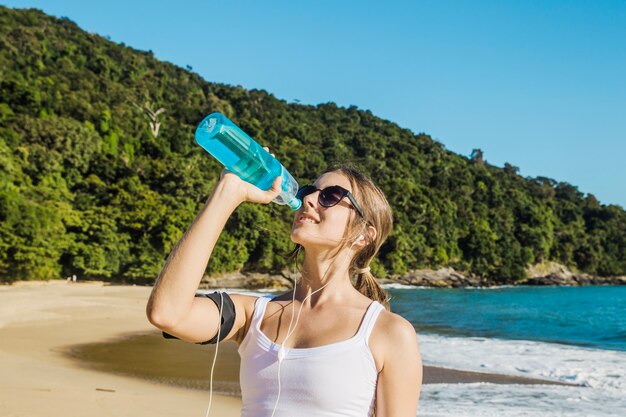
[1,6,625,284]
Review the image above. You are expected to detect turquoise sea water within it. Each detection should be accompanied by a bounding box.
[194,285,626,416]
[388,285,626,352]
[383,285,626,417]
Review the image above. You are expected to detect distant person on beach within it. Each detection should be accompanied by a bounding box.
[147,163,422,416]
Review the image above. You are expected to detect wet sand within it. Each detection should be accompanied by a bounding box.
[0,281,241,417]
[67,331,570,395]
[0,280,570,417]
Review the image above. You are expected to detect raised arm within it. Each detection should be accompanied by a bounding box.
[146,171,282,344]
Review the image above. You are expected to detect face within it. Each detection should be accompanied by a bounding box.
[290,171,358,249]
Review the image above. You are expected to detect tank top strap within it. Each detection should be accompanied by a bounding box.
[251,296,271,328]
[359,301,385,346]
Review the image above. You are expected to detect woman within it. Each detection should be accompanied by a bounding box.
[146,163,422,416]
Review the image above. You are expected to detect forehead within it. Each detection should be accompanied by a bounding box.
[313,171,352,191]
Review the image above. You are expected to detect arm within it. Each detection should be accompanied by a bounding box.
[373,314,423,417]
[146,172,282,344]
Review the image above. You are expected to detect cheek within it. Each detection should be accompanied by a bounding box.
[320,212,351,236]
[289,212,351,245]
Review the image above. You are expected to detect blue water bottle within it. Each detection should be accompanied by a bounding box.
[195,113,302,210]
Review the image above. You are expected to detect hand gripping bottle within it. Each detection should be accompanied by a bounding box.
[195,113,302,210]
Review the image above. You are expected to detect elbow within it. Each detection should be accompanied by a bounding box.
[146,300,175,330]
[146,309,164,329]
[146,306,165,329]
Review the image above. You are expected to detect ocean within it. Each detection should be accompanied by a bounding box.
[385,285,626,417]
[70,285,626,416]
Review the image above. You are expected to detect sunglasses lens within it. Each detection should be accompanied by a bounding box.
[296,185,350,208]
[319,186,344,207]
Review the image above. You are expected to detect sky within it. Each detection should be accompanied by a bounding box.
[4,0,626,208]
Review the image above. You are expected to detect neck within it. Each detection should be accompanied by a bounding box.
[296,246,355,303]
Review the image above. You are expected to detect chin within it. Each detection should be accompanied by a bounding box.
[290,229,306,246]
[290,227,315,246]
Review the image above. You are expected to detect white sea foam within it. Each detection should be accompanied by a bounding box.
[419,334,626,391]
[419,383,625,417]
[418,334,626,417]
[382,283,419,290]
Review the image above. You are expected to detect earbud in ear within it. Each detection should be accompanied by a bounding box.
[355,234,365,243]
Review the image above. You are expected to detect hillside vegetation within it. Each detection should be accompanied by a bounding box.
[1,6,625,284]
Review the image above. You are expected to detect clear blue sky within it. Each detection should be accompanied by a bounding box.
[5,0,626,208]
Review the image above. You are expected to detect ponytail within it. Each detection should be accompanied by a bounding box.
[354,269,390,310]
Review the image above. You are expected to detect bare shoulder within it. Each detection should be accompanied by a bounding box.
[369,309,420,372]
[374,310,419,344]
[229,293,258,312]
[227,293,260,345]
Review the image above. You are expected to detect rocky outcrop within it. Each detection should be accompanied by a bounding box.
[200,271,293,290]
[199,262,626,289]
[521,274,626,285]
[201,267,488,289]
[520,261,626,286]
[391,267,487,288]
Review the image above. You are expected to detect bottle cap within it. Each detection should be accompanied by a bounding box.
[288,197,302,210]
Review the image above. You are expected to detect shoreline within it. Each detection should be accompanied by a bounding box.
[0,281,576,417]
[194,262,626,289]
[5,272,625,291]
[63,330,573,392]
[0,280,241,417]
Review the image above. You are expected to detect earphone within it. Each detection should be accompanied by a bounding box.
[355,234,365,243]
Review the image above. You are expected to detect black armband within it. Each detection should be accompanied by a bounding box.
[161,291,236,345]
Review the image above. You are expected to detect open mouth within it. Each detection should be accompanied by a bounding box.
[298,214,319,224]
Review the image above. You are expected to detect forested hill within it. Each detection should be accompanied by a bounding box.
[1,6,624,285]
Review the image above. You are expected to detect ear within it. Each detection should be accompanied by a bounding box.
[355,225,377,247]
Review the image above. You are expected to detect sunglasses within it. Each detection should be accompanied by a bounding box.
[296,185,365,218]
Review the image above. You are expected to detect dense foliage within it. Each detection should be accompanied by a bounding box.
[1,6,625,284]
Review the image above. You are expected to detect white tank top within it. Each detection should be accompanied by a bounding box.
[238,296,384,417]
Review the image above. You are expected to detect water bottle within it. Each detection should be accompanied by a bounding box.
[195,112,302,210]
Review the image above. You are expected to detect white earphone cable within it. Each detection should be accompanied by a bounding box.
[270,239,359,416]
[204,292,224,417]
[202,206,366,416]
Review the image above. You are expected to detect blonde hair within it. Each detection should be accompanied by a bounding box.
[291,164,394,310]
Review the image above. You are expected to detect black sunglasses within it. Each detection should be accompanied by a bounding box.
[296,185,365,218]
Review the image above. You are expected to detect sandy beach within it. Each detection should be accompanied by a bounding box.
[0,281,241,417]
[0,280,566,417]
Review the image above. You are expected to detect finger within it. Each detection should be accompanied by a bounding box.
[263,176,282,202]
[270,175,282,194]
[262,146,275,157]
[247,176,282,204]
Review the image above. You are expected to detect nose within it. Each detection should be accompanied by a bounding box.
[303,190,319,210]
[304,191,319,207]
